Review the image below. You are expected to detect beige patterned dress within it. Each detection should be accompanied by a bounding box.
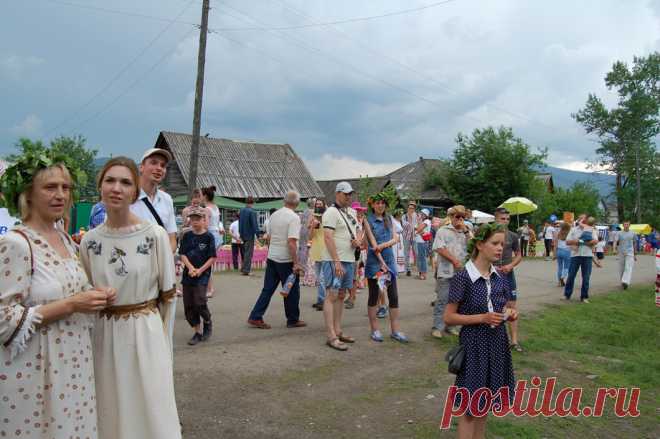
[79,222,180,439]
[0,225,97,439]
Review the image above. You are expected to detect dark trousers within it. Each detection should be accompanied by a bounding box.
[564,256,593,300]
[182,284,211,327]
[248,259,300,324]
[520,238,528,257]
[544,239,553,257]
[231,243,243,270]
[241,238,255,273]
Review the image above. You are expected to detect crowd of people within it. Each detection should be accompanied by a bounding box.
[1,144,657,439]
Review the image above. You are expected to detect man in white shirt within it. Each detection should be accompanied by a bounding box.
[229,214,242,270]
[543,221,556,260]
[321,181,360,351]
[247,191,305,329]
[615,221,637,289]
[130,148,177,252]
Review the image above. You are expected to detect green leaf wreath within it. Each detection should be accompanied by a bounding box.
[465,223,507,261]
[0,143,87,217]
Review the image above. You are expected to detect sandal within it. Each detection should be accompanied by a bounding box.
[344,300,355,309]
[337,332,355,343]
[326,337,348,351]
[510,343,523,352]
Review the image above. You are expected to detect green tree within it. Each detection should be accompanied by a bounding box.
[573,52,660,222]
[529,181,603,226]
[439,126,547,213]
[6,135,99,201]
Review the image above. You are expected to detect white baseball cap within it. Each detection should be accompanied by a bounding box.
[335,181,354,194]
[141,148,172,164]
[421,208,431,217]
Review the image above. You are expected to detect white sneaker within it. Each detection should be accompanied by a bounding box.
[431,329,443,339]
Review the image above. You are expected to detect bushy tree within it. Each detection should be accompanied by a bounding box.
[6,136,99,201]
[440,126,547,213]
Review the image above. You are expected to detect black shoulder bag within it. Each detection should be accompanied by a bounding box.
[445,344,465,374]
[142,197,165,228]
[334,206,361,262]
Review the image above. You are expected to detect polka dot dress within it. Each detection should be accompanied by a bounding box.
[0,226,97,439]
[448,265,515,415]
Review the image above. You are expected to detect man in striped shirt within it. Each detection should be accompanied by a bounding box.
[401,201,419,277]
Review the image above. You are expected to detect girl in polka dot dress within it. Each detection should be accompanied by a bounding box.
[444,223,518,438]
[1,162,116,439]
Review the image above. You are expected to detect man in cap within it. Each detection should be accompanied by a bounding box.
[321,182,360,351]
[431,205,470,338]
[130,148,177,252]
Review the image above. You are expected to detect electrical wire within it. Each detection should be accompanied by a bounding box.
[46,0,198,136]
[67,27,197,133]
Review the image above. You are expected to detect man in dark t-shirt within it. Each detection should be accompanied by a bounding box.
[180,207,217,345]
[493,208,523,352]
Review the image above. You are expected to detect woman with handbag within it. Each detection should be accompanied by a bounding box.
[444,223,518,439]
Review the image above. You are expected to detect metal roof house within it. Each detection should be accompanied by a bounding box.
[317,157,454,210]
[156,131,324,202]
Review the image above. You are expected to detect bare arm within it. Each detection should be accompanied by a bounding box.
[444,302,505,327]
[38,290,111,325]
[436,247,462,268]
[168,233,176,254]
[287,238,299,270]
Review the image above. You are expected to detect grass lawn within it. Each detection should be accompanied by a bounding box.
[486,285,659,439]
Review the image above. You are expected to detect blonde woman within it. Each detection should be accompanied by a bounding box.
[80,157,181,439]
[0,152,113,438]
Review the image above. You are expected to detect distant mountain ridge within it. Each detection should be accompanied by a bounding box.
[539,165,615,198]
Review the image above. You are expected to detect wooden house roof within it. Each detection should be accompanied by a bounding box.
[156,131,323,199]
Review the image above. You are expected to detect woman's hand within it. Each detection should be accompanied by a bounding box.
[68,289,111,313]
[98,287,118,306]
[482,312,506,326]
[507,309,519,321]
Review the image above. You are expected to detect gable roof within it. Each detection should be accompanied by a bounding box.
[316,177,389,203]
[385,157,450,202]
[156,131,323,199]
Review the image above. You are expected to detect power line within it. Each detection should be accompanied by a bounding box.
[216,3,489,126]
[270,0,555,131]
[68,27,197,133]
[44,0,459,32]
[46,0,197,136]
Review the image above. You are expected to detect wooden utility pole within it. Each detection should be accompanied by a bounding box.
[187,0,210,202]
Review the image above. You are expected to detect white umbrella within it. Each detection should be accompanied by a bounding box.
[471,210,495,224]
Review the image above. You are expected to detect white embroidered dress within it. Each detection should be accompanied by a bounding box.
[79,222,180,439]
[0,225,97,439]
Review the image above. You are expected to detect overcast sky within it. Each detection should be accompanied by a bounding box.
[2,0,659,178]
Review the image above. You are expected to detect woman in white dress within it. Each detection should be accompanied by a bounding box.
[202,185,223,297]
[0,158,113,439]
[79,157,181,439]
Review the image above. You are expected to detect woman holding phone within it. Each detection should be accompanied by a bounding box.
[443,223,518,439]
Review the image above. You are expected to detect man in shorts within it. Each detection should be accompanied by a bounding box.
[322,182,360,351]
[494,207,523,352]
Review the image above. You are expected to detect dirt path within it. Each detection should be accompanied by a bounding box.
[172,255,657,438]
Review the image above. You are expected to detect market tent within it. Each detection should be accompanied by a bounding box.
[173,195,245,209]
[471,210,495,224]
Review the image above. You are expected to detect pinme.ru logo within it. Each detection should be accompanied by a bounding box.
[440,377,640,429]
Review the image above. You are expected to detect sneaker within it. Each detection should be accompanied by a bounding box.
[187,333,202,346]
[445,327,460,336]
[406,270,411,277]
[622,283,629,290]
[286,320,307,328]
[581,299,590,304]
[344,300,355,309]
[376,306,388,319]
[201,321,212,341]
[431,329,443,339]
[312,302,324,311]
[370,330,384,342]
[390,332,409,343]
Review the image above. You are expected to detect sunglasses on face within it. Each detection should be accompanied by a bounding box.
[453,215,465,220]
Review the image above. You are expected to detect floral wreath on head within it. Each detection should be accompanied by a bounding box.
[465,222,507,261]
[0,144,87,217]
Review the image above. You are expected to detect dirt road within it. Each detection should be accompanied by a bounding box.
[172,255,657,438]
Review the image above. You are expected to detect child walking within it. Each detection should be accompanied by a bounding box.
[180,206,217,345]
